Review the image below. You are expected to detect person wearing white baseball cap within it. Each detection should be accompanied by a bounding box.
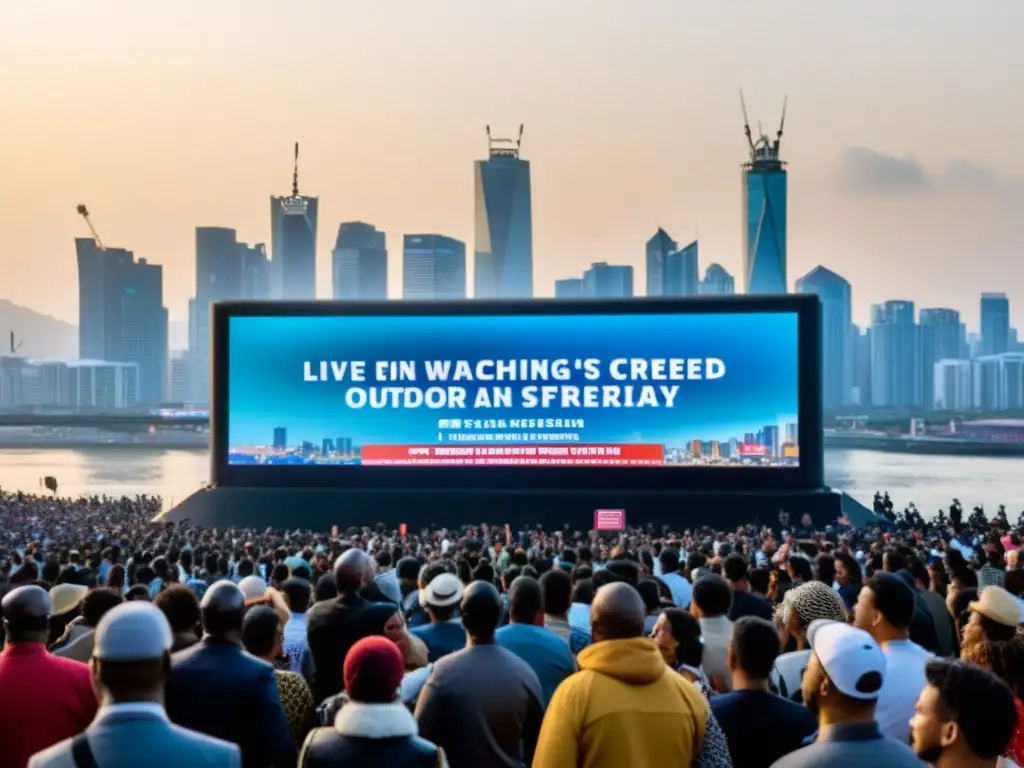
[28,602,241,768]
[770,620,920,767]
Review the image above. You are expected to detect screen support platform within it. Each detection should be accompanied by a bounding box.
[163,486,879,533]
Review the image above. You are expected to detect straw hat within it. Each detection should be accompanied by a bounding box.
[50,584,88,616]
[969,586,1023,628]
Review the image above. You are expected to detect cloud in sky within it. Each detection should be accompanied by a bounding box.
[835,147,1012,196]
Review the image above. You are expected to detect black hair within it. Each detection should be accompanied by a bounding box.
[659,548,681,573]
[723,554,749,583]
[540,568,573,616]
[636,580,662,613]
[419,561,451,588]
[270,563,289,585]
[883,549,906,574]
[82,588,123,627]
[570,579,595,606]
[280,577,312,614]
[572,565,593,582]
[685,552,706,575]
[508,576,543,624]
[125,584,151,602]
[926,658,1017,759]
[749,568,771,596]
[314,573,337,602]
[461,582,502,638]
[154,584,200,633]
[731,616,780,679]
[864,573,915,630]
[908,560,930,588]
[396,556,421,582]
[692,575,732,618]
[375,550,392,569]
[662,608,703,668]
[788,556,814,583]
[471,562,495,586]
[241,605,280,658]
[814,554,836,586]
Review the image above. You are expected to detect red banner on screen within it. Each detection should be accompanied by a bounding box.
[360,443,664,466]
[594,509,626,531]
[739,443,768,457]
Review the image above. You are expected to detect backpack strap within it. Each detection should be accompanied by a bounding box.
[71,733,100,768]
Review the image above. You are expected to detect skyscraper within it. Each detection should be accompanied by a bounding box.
[740,94,788,294]
[474,125,533,298]
[331,222,387,300]
[852,324,871,406]
[270,143,318,299]
[238,242,272,300]
[645,228,677,296]
[191,227,270,402]
[981,292,1010,355]
[554,278,583,298]
[699,263,736,295]
[919,308,964,409]
[403,235,466,300]
[665,241,699,296]
[582,263,634,298]
[870,300,919,407]
[75,238,168,405]
[796,266,852,410]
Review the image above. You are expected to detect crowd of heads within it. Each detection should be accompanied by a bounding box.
[3,488,1024,766]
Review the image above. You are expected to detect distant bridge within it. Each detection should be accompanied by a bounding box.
[0,413,210,428]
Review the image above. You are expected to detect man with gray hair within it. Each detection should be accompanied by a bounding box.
[29,602,241,767]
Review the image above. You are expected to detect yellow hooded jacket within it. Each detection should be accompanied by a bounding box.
[533,636,708,768]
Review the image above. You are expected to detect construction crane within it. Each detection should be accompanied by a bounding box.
[9,331,23,355]
[76,204,106,250]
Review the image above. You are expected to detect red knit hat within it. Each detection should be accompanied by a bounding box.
[343,636,405,703]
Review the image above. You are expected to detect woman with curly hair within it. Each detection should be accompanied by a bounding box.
[959,586,1024,766]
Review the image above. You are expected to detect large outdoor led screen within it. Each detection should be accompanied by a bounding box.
[224,311,800,469]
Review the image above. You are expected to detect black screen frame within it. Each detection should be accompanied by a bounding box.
[210,294,823,493]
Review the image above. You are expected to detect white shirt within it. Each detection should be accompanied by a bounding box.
[770,649,811,699]
[699,615,733,692]
[876,639,933,743]
[660,572,693,609]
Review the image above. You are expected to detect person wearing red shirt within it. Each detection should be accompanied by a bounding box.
[0,585,98,768]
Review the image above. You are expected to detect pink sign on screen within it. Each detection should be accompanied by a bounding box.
[594,509,626,532]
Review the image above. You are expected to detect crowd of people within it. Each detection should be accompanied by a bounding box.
[2,488,1024,767]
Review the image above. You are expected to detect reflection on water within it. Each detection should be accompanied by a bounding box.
[0,447,1021,516]
[0,449,208,510]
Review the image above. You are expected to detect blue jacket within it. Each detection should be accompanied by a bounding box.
[29,705,241,768]
[410,621,467,663]
[166,637,296,768]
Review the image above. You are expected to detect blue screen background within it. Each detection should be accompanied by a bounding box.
[226,312,800,456]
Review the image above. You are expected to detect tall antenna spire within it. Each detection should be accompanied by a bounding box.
[291,142,300,197]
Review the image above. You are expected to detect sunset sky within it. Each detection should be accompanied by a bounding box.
[2,0,1022,333]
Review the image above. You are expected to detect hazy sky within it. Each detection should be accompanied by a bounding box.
[2,0,1022,331]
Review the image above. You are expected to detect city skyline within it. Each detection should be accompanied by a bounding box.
[3,1,1023,332]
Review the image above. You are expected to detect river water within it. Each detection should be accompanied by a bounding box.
[0,447,1021,517]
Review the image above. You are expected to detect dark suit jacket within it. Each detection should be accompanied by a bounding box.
[166,637,296,768]
[360,580,397,605]
[305,592,396,704]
